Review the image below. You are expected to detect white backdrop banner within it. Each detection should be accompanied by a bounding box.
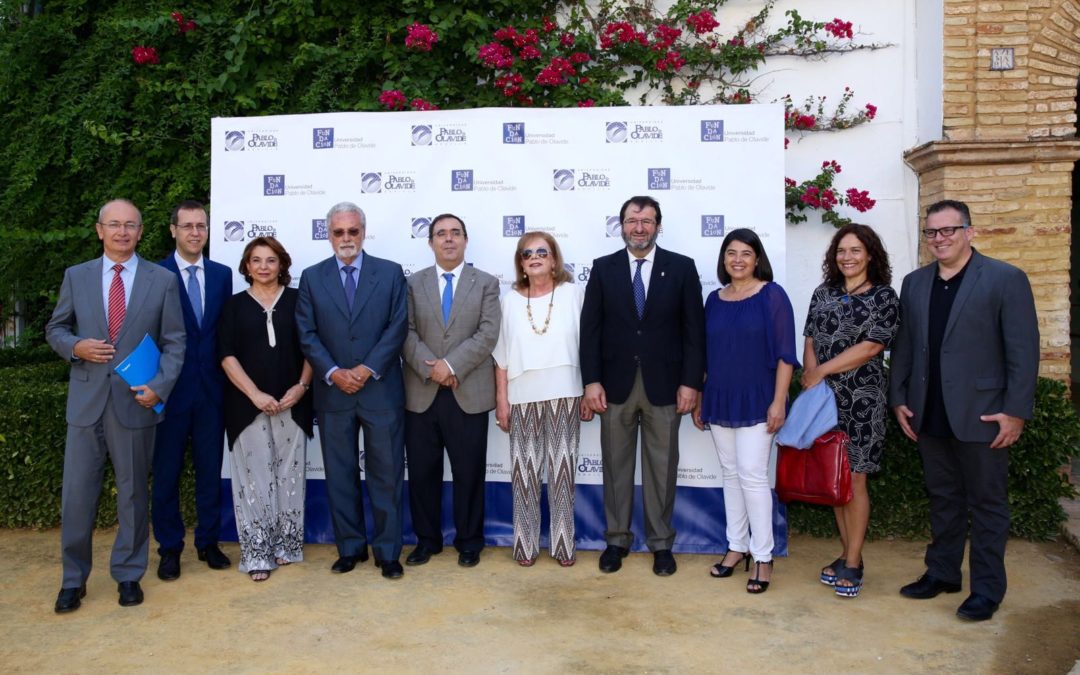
[210,104,784,491]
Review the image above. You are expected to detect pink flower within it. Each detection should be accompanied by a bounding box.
[542,16,557,33]
[180,20,197,33]
[822,160,842,174]
[687,10,719,35]
[801,187,821,208]
[495,72,523,97]
[478,42,515,69]
[785,178,797,188]
[378,89,407,110]
[604,21,640,44]
[655,50,685,72]
[824,18,854,40]
[652,24,682,50]
[560,33,575,47]
[569,51,590,64]
[410,98,439,111]
[171,11,184,25]
[728,36,745,47]
[793,114,816,130]
[493,27,518,42]
[405,23,439,52]
[512,29,539,48]
[131,46,159,65]
[577,99,596,108]
[599,35,614,50]
[864,103,878,119]
[820,189,838,211]
[519,45,542,60]
[845,188,876,212]
[536,57,576,86]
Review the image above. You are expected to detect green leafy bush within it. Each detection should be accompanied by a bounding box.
[785,376,1079,541]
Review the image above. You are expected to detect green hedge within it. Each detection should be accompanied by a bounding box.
[785,376,1080,541]
[1,356,1075,539]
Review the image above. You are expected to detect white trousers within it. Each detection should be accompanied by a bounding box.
[710,423,774,562]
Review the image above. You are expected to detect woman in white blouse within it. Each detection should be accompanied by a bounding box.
[494,231,591,567]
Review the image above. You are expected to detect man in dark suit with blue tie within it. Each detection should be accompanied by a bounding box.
[152,200,233,581]
[580,195,705,577]
[891,199,1039,622]
[297,201,409,579]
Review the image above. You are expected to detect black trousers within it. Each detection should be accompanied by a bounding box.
[405,389,489,553]
[917,435,1010,603]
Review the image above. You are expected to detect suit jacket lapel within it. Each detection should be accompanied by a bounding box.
[86,260,108,339]
[943,251,983,342]
[609,250,638,323]
[203,262,225,326]
[321,257,352,320]
[447,265,475,329]
[352,254,380,320]
[162,255,200,336]
[642,247,667,320]
[118,255,152,344]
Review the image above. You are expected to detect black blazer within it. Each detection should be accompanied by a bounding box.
[580,246,705,406]
[889,249,1040,443]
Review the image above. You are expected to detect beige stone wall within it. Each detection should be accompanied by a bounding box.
[906,0,1080,379]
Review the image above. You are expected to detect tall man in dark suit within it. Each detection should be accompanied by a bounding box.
[297,201,409,579]
[581,195,705,577]
[890,199,1039,622]
[152,200,233,581]
[46,199,186,612]
[402,214,500,568]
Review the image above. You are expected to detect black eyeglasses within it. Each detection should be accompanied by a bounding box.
[520,248,549,260]
[331,227,361,238]
[922,225,967,240]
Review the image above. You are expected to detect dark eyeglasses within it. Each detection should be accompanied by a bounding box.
[520,248,549,260]
[922,225,967,240]
[331,227,361,238]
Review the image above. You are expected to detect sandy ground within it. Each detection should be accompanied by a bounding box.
[1,529,1078,674]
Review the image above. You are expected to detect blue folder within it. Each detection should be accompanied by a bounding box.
[113,333,165,414]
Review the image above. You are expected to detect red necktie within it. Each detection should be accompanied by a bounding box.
[107,263,126,342]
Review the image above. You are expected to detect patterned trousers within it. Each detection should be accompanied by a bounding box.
[509,396,581,563]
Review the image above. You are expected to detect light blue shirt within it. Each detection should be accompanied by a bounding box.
[174,252,205,315]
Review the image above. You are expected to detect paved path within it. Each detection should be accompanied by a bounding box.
[2,529,1078,673]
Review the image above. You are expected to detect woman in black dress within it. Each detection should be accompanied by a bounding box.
[219,237,313,581]
[801,224,899,598]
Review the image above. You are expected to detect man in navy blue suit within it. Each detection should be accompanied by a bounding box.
[296,201,409,580]
[152,200,233,580]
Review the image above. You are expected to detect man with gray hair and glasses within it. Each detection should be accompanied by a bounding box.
[297,201,409,579]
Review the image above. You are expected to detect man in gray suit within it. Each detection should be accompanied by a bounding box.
[297,201,409,579]
[402,214,500,568]
[890,199,1039,622]
[46,199,186,613]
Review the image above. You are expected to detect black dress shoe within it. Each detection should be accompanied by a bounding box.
[197,544,231,570]
[899,573,962,599]
[957,594,1000,621]
[378,560,404,579]
[54,585,86,614]
[458,550,480,568]
[157,550,181,581]
[331,551,369,574]
[653,549,677,576]
[406,543,441,566]
[598,545,629,573]
[117,581,144,607]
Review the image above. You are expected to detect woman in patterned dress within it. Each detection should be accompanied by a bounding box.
[801,224,899,598]
[493,231,592,566]
[219,237,313,581]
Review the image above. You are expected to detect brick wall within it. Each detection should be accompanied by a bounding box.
[906,0,1080,379]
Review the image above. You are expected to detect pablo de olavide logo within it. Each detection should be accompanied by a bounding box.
[554,169,611,191]
[361,171,417,194]
[605,121,628,143]
[223,221,245,242]
[361,172,382,194]
[451,170,474,192]
[629,122,663,141]
[411,125,433,146]
[605,215,622,238]
[553,169,575,191]
[648,168,671,190]
[247,221,278,239]
[411,217,432,239]
[414,124,468,146]
[503,215,525,237]
[700,119,725,142]
[312,128,334,149]
[224,131,246,152]
[503,122,525,144]
[264,175,285,196]
[701,215,725,237]
[312,218,328,240]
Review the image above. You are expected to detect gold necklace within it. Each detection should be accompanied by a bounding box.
[526,285,555,335]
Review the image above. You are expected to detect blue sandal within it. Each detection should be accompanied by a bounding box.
[834,563,863,598]
[820,557,845,586]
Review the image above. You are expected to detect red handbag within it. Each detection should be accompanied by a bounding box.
[775,430,853,506]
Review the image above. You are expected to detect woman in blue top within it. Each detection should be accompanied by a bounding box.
[694,228,797,594]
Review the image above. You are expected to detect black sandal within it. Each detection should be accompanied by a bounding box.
[747,560,773,594]
[249,569,272,582]
[834,563,864,598]
[710,551,750,578]
[820,557,845,586]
